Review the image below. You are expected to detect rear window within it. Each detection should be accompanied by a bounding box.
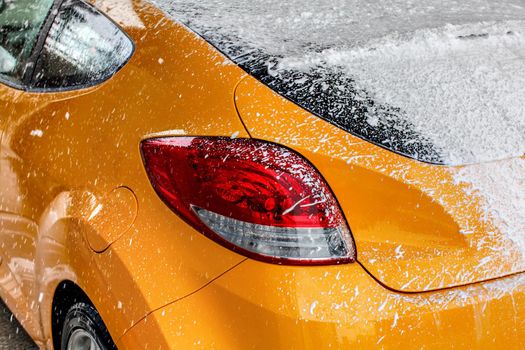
[153,0,525,165]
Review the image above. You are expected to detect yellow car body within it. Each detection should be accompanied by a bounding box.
[0,0,524,348]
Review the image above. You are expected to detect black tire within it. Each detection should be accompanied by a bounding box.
[60,302,116,350]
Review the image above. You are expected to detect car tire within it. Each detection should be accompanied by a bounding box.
[61,302,116,350]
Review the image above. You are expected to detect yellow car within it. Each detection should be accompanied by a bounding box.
[1,0,525,348]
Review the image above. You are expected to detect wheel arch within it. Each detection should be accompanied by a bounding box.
[51,280,93,350]
[34,190,145,350]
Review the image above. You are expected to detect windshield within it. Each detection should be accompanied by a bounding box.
[153,0,525,165]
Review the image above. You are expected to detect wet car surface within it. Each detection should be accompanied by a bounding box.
[1,0,525,348]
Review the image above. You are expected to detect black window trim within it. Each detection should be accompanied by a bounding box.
[0,0,135,93]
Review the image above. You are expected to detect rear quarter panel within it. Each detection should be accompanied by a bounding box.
[0,0,250,345]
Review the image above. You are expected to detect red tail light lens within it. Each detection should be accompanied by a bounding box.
[140,137,355,265]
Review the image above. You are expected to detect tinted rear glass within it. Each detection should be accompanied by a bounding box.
[153,0,525,165]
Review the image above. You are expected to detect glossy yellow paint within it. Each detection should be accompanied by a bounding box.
[234,76,525,292]
[0,0,523,349]
[0,0,248,347]
[120,260,525,349]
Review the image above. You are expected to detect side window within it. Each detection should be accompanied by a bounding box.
[31,0,134,90]
[0,0,54,86]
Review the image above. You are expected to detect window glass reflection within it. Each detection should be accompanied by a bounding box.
[0,0,53,84]
[32,0,134,89]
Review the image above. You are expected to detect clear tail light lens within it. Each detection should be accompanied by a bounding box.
[140,137,355,265]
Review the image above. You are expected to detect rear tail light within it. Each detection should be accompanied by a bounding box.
[140,137,355,265]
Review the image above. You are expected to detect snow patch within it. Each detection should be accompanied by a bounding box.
[454,157,525,258]
[154,0,525,165]
[30,129,43,137]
